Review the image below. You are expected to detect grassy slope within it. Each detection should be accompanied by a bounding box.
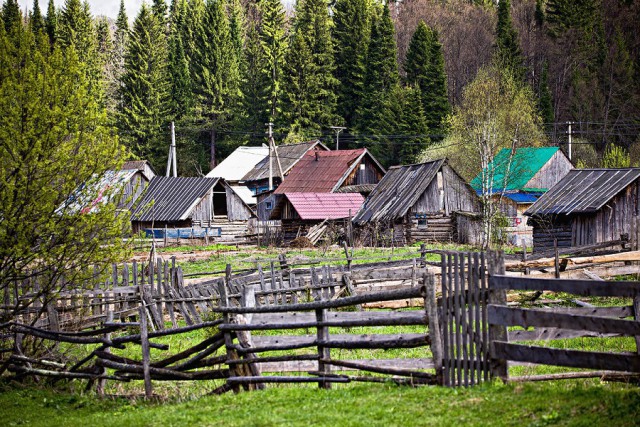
[2,381,639,427]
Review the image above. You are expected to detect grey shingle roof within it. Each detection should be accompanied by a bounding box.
[241,140,328,182]
[353,159,445,224]
[131,177,220,222]
[524,168,640,216]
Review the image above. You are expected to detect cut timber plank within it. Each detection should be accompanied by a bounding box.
[489,304,640,336]
[492,341,640,372]
[490,275,640,298]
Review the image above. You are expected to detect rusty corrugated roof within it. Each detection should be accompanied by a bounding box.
[525,168,640,216]
[274,149,373,194]
[284,193,364,220]
[241,140,329,182]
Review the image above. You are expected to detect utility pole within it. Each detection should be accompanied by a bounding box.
[166,121,177,177]
[566,121,573,161]
[267,122,273,191]
[330,126,346,150]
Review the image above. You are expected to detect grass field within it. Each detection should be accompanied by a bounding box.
[1,380,639,426]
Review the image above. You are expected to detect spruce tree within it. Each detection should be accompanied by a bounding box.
[242,16,269,144]
[45,0,56,45]
[29,0,45,35]
[282,0,339,140]
[118,3,169,170]
[404,22,450,138]
[495,0,525,81]
[2,0,20,32]
[356,3,398,164]
[191,0,236,168]
[152,0,169,26]
[167,0,192,122]
[333,0,371,131]
[537,61,554,127]
[389,85,430,165]
[260,0,287,122]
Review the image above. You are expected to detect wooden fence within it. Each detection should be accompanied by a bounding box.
[487,274,640,382]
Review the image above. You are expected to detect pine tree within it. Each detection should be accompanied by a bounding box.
[241,15,269,144]
[118,3,169,170]
[537,61,554,127]
[388,85,430,165]
[333,0,371,131]
[167,0,192,122]
[29,0,45,35]
[2,0,20,32]
[495,0,525,81]
[260,0,287,122]
[404,21,450,138]
[282,0,339,140]
[356,3,399,163]
[191,0,236,168]
[45,0,56,45]
[152,0,169,26]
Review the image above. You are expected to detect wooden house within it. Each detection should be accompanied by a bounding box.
[353,159,482,245]
[118,160,157,210]
[270,193,365,242]
[470,147,572,246]
[525,168,640,251]
[130,177,255,240]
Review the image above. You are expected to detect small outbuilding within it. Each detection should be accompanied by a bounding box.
[353,159,481,245]
[525,168,640,251]
[130,177,255,240]
[271,192,365,242]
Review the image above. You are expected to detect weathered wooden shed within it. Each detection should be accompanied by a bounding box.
[470,147,573,246]
[130,177,255,240]
[525,168,640,251]
[353,159,482,245]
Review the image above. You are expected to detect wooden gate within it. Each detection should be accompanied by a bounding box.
[439,251,505,386]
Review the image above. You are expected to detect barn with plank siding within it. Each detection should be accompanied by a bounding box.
[130,177,255,240]
[353,159,482,245]
[525,168,640,251]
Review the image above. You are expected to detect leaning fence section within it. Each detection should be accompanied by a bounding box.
[217,275,443,389]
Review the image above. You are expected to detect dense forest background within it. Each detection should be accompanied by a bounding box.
[3,0,640,176]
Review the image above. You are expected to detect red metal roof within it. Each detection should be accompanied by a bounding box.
[274,149,368,194]
[285,193,365,220]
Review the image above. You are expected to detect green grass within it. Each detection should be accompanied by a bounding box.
[1,380,639,426]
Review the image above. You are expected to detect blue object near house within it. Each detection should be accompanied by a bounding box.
[143,228,222,239]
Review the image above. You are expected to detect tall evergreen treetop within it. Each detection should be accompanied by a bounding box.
[260,0,288,121]
[29,0,45,35]
[45,0,57,45]
[2,0,21,32]
[333,0,371,129]
[495,0,525,81]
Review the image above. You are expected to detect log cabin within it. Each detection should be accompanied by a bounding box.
[353,159,482,245]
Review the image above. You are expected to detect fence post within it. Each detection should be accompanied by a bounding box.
[219,280,240,393]
[239,285,263,391]
[316,304,331,389]
[424,273,443,385]
[342,241,352,272]
[138,284,153,399]
[487,250,508,381]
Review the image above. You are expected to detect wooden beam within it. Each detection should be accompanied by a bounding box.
[490,275,640,298]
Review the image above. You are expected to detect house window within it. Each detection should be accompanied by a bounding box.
[265,201,273,210]
[415,213,427,229]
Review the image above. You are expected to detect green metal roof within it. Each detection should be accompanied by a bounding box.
[470,147,559,192]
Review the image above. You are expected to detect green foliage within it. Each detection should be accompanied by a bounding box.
[602,143,631,168]
[356,3,400,165]
[118,3,170,170]
[332,0,371,131]
[0,22,130,320]
[387,85,431,165]
[1,0,20,32]
[29,0,45,35]
[404,21,450,137]
[167,0,193,122]
[282,0,339,140]
[259,0,288,123]
[45,0,56,45]
[537,61,554,127]
[495,0,524,81]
